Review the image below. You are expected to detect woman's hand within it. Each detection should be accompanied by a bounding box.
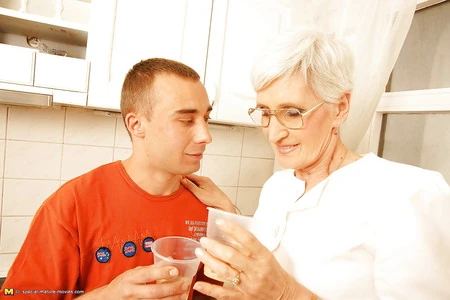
[181,174,236,213]
[192,219,312,300]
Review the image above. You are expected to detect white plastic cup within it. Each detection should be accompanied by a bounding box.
[204,207,270,282]
[152,236,201,284]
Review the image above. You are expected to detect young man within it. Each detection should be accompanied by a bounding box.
[2,58,218,299]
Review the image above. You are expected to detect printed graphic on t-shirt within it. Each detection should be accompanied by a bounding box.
[95,220,207,262]
[185,220,207,240]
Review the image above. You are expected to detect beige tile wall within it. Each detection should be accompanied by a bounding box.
[0,104,274,276]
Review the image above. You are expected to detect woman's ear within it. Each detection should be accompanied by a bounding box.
[332,92,351,127]
[125,113,145,138]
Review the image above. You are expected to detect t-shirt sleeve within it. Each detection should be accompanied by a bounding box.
[373,172,450,299]
[1,195,81,298]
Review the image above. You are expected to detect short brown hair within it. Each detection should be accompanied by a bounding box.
[120,58,201,121]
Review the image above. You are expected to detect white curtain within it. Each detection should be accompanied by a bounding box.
[282,0,417,151]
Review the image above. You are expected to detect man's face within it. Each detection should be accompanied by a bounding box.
[138,74,212,176]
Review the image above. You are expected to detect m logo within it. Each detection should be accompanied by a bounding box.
[3,288,14,295]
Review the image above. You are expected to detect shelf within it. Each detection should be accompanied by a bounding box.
[0,7,88,46]
[416,0,447,10]
[378,88,450,113]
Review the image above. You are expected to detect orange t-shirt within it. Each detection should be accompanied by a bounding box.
[2,161,209,299]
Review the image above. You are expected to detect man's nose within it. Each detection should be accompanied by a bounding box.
[194,122,212,144]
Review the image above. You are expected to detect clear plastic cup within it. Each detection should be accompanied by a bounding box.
[204,207,271,282]
[152,236,201,284]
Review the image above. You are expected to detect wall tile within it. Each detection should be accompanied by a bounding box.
[242,127,274,159]
[0,105,7,139]
[115,117,132,148]
[3,179,60,216]
[219,186,238,205]
[61,144,114,180]
[7,106,65,143]
[201,155,240,186]
[236,187,261,216]
[0,140,4,175]
[238,157,274,187]
[113,147,132,161]
[4,141,62,179]
[64,108,116,147]
[0,253,16,277]
[0,179,3,213]
[0,216,33,253]
[205,125,244,156]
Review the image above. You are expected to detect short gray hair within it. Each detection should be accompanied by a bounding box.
[251,30,354,104]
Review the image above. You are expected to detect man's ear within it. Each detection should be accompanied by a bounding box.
[125,113,145,138]
[332,91,351,127]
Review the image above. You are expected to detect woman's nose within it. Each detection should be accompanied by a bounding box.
[265,115,288,142]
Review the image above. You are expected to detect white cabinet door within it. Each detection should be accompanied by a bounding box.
[34,53,90,93]
[87,0,212,111]
[0,44,36,86]
[205,0,287,125]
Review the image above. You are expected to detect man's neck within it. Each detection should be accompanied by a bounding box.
[121,157,182,196]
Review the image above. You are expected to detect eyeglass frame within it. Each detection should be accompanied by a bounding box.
[248,101,325,129]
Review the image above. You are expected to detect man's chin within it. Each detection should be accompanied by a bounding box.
[178,165,201,176]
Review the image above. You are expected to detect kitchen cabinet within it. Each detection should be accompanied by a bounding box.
[0,0,91,106]
[0,43,35,86]
[87,0,212,111]
[87,0,290,126]
[205,0,289,125]
[34,53,89,93]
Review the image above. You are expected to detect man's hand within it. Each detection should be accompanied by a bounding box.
[77,264,190,299]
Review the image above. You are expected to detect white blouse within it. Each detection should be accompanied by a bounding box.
[254,153,450,300]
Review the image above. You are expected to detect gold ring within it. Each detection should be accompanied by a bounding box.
[231,273,241,286]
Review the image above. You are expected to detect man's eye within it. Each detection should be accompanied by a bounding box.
[180,119,194,124]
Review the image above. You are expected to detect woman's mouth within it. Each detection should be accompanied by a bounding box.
[276,144,299,154]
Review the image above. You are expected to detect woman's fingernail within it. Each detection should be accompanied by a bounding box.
[195,247,204,258]
[193,282,202,292]
[169,268,178,277]
[199,237,209,248]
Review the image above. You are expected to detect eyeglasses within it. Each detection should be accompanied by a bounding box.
[248,102,324,129]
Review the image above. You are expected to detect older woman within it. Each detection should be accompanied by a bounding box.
[182,30,450,300]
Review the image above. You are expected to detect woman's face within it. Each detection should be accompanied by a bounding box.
[256,74,336,171]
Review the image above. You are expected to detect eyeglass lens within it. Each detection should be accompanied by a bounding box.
[249,109,304,129]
